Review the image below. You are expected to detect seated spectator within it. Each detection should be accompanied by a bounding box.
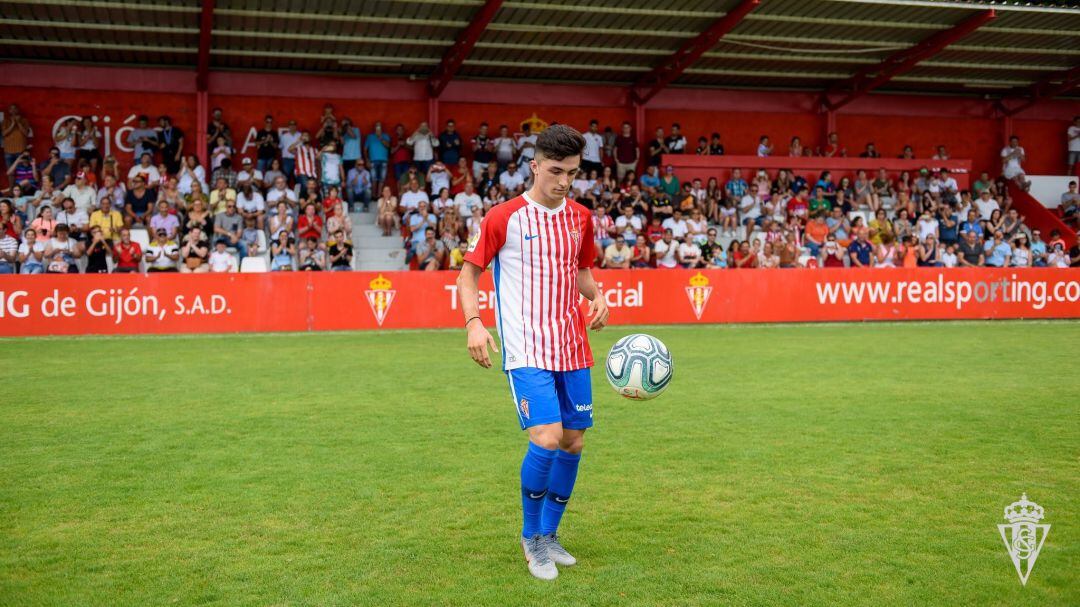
[1046,243,1069,268]
[804,214,829,257]
[983,231,1011,267]
[208,239,237,273]
[298,237,325,271]
[732,240,757,268]
[956,230,984,267]
[145,228,179,272]
[414,227,445,270]
[757,135,773,157]
[1030,229,1047,267]
[126,152,160,188]
[848,231,873,268]
[499,162,525,194]
[821,235,845,268]
[271,231,296,271]
[149,201,180,241]
[661,209,688,240]
[112,227,142,273]
[346,159,373,211]
[237,157,264,190]
[874,235,899,268]
[297,203,324,243]
[179,227,210,273]
[327,229,353,271]
[678,237,701,269]
[1010,234,1032,268]
[604,235,632,269]
[83,225,111,273]
[43,224,79,273]
[653,229,678,268]
[399,179,429,215]
[377,185,400,237]
[1001,135,1030,191]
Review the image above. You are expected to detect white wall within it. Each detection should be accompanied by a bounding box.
[1028,175,1077,209]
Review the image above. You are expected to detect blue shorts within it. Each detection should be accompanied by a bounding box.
[505,367,594,431]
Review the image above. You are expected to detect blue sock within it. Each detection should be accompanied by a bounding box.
[520,442,557,539]
[540,450,581,536]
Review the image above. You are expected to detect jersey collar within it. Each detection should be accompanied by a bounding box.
[522,191,566,215]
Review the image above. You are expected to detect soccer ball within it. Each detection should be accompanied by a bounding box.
[605,334,673,400]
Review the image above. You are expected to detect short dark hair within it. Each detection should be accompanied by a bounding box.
[535,124,585,162]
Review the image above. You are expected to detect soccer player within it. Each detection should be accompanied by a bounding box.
[456,124,609,580]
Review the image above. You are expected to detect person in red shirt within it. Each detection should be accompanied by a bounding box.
[390,123,412,185]
[322,186,343,218]
[297,203,323,242]
[732,240,758,268]
[644,216,665,243]
[112,228,142,273]
[822,234,846,267]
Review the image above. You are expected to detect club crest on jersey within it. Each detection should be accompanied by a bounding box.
[568,229,580,244]
[684,272,713,320]
[519,398,530,420]
[364,274,396,326]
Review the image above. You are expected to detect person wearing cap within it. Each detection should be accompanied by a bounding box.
[237,157,264,190]
[208,238,237,273]
[974,189,999,222]
[60,170,96,214]
[144,228,179,272]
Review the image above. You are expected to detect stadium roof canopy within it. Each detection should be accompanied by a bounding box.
[2,0,1078,105]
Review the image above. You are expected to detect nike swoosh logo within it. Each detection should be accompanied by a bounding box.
[554,496,569,504]
[528,492,546,499]
[524,234,539,240]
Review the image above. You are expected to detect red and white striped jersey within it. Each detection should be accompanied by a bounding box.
[464,192,595,372]
[296,144,318,178]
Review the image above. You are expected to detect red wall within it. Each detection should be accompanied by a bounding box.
[1,63,1075,178]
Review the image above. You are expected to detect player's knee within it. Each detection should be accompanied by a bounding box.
[530,428,562,450]
[560,434,584,454]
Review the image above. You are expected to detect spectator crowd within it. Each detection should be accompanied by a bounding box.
[2,102,1078,274]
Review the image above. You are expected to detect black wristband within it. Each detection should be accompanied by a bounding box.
[465,315,481,327]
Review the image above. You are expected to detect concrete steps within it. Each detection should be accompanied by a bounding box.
[351,211,406,271]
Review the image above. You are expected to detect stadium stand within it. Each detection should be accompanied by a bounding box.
[0,0,1078,275]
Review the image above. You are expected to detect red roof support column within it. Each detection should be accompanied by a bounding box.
[998,64,1080,117]
[821,9,995,112]
[629,0,759,106]
[427,0,505,98]
[195,0,215,169]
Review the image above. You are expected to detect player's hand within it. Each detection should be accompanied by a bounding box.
[467,323,499,368]
[587,295,609,331]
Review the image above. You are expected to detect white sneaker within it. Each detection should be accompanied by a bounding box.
[542,533,577,566]
[521,534,558,580]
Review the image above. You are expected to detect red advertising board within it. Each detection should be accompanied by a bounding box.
[1,269,1077,337]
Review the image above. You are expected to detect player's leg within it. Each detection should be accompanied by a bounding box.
[507,367,564,580]
[539,368,593,565]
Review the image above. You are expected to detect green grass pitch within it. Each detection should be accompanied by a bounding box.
[1,321,1077,606]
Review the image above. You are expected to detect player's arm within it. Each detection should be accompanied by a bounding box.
[577,268,609,331]
[457,261,499,368]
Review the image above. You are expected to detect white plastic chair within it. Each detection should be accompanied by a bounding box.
[240,256,268,273]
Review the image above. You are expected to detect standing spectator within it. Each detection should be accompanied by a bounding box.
[254,115,279,173]
[318,141,344,197]
[1067,116,1079,174]
[517,123,537,165]
[206,107,231,159]
[665,123,686,154]
[860,142,881,158]
[1001,135,1029,191]
[470,122,494,181]
[145,228,179,272]
[1060,180,1078,225]
[207,239,237,272]
[126,115,158,162]
[2,104,32,177]
[647,127,668,167]
[709,132,725,156]
[389,123,411,184]
[613,122,638,181]
[360,122,388,196]
[756,135,773,157]
[580,121,605,176]
[53,117,79,169]
[279,119,301,183]
[406,122,438,174]
[40,147,73,188]
[179,227,210,273]
[823,131,840,157]
[156,116,184,174]
[340,117,362,169]
[439,119,462,166]
[111,227,142,273]
[6,150,38,192]
[291,132,318,193]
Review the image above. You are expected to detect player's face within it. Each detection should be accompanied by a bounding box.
[532,154,580,200]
